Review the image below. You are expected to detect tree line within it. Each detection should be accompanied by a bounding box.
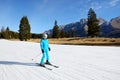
[0,26,42,40]
[0,8,100,40]
[0,26,19,39]
[0,16,42,40]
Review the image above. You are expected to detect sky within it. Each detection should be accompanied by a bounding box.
[0,0,120,33]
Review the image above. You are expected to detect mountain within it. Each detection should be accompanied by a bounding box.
[99,18,113,37]
[110,16,120,29]
[45,18,88,37]
[45,16,120,38]
[108,17,120,37]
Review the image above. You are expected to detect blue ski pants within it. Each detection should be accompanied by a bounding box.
[40,49,50,64]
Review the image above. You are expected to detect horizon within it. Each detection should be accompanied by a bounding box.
[0,0,120,33]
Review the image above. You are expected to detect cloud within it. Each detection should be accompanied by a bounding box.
[87,0,120,10]
[90,2,102,10]
[109,0,120,7]
[87,0,92,2]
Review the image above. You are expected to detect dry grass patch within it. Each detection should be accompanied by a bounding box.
[9,38,120,46]
[48,38,120,46]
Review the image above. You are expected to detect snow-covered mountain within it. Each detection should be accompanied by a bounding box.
[0,39,120,80]
[108,17,120,37]
[45,16,120,37]
[110,16,120,29]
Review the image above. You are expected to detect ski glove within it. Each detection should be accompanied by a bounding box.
[41,49,44,53]
[49,48,51,51]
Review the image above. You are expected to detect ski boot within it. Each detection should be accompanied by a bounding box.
[45,60,51,65]
[39,64,45,67]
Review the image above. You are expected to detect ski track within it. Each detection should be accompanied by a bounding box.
[0,39,120,80]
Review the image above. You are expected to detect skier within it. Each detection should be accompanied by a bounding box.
[39,33,51,67]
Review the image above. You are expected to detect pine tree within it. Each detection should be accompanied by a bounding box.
[52,20,60,38]
[19,16,31,41]
[10,31,19,39]
[87,8,100,37]
[60,29,65,38]
[1,26,6,38]
[65,32,70,38]
[5,27,10,39]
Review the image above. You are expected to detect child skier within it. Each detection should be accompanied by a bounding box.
[40,33,51,67]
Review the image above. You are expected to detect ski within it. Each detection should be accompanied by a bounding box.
[36,63,52,70]
[46,63,59,68]
[42,66,52,70]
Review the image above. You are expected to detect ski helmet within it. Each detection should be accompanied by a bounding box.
[42,33,48,39]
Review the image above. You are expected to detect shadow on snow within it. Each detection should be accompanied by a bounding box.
[0,61,38,67]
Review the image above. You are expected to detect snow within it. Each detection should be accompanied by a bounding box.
[0,39,120,80]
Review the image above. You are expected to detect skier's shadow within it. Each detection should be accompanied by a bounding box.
[0,61,37,66]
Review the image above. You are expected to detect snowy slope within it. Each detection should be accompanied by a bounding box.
[0,39,120,80]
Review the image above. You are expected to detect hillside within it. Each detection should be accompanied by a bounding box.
[0,39,120,80]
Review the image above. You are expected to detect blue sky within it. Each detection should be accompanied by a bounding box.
[0,0,120,33]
